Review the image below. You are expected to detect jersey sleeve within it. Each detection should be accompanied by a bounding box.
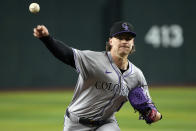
[39,36,75,68]
[72,48,94,80]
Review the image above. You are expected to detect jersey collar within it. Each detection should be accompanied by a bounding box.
[106,52,133,77]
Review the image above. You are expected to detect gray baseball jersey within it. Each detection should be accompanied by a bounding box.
[67,49,151,121]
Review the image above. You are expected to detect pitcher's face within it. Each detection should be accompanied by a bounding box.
[109,33,134,57]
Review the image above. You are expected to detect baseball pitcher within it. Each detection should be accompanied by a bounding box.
[33,21,162,131]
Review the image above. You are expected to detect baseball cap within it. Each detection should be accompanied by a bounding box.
[110,21,136,38]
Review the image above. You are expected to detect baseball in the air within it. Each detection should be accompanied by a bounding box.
[29,3,40,14]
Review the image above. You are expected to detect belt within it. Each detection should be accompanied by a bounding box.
[66,109,106,127]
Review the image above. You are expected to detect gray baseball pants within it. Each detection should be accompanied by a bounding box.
[63,115,120,131]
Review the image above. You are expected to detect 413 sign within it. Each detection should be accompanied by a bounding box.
[144,25,184,48]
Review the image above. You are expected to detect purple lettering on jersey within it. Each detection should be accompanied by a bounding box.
[94,81,129,97]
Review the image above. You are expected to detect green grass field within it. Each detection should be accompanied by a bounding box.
[0,87,196,131]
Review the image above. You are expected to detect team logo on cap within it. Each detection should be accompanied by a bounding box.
[122,23,129,31]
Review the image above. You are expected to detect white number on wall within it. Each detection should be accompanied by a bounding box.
[145,25,183,48]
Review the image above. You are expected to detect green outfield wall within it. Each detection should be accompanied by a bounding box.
[0,0,195,88]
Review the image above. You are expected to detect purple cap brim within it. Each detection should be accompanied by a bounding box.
[111,31,136,37]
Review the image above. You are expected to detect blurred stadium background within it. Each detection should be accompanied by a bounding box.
[0,0,196,130]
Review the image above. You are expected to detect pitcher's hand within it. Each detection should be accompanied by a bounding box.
[33,25,49,38]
